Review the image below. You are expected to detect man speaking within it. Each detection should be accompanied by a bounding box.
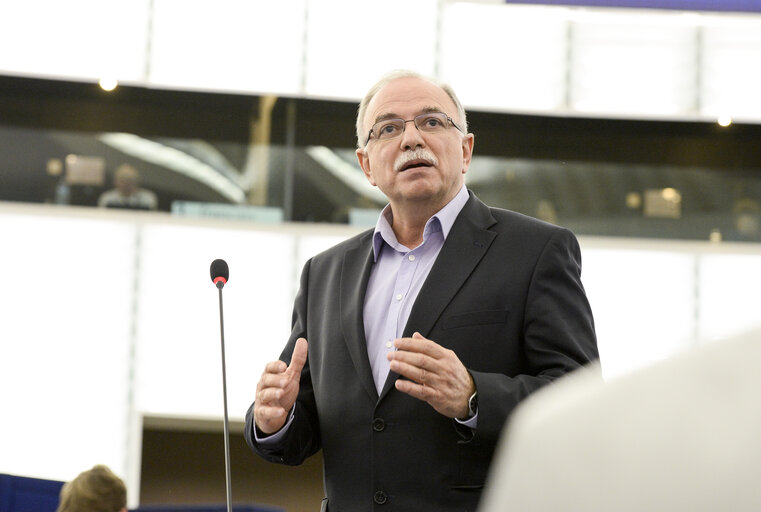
[245,70,599,511]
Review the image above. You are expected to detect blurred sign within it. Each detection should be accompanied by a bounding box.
[65,154,105,186]
[644,188,682,219]
[171,201,284,223]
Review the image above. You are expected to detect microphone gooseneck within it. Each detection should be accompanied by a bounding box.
[209,259,233,512]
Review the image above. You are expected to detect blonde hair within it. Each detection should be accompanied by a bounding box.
[356,70,468,148]
[57,465,126,512]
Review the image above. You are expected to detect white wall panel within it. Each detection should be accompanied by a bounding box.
[697,252,761,342]
[2,2,761,123]
[149,0,305,95]
[441,4,569,113]
[569,12,698,117]
[700,20,761,120]
[581,247,697,378]
[0,212,135,481]
[0,0,149,83]
[303,0,437,99]
[134,223,294,420]
[1,204,760,492]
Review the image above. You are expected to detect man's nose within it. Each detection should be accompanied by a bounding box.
[399,120,425,150]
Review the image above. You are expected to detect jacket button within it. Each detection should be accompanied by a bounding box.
[372,418,385,432]
[373,491,387,505]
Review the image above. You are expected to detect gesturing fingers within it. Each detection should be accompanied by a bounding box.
[287,338,308,378]
[387,332,474,419]
[394,331,445,358]
[388,332,443,384]
[254,337,308,434]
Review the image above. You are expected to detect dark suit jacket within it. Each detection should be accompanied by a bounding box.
[245,192,598,512]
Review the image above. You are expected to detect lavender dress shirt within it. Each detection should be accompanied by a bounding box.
[257,185,476,443]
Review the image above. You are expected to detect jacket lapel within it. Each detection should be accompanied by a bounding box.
[340,231,379,402]
[379,193,498,400]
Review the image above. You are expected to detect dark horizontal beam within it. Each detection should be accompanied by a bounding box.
[3,74,761,171]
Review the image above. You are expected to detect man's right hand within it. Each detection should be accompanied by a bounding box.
[253,337,308,435]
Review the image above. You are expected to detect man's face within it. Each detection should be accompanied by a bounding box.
[115,175,138,196]
[356,77,474,212]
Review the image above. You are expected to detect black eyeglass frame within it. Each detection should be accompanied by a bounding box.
[364,112,464,147]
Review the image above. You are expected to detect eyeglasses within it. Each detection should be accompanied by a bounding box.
[365,111,463,146]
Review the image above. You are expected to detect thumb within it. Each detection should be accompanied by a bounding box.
[287,337,308,376]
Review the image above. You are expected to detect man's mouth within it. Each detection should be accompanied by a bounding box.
[398,159,433,172]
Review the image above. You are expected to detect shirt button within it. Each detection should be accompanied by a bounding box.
[395,294,402,301]
[385,341,393,348]
[374,491,388,505]
[408,254,415,261]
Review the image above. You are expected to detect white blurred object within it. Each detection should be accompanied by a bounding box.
[480,328,761,511]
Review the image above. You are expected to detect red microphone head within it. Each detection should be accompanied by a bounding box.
[210,259,229,288]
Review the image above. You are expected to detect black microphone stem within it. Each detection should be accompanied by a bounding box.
[217,283,233,512]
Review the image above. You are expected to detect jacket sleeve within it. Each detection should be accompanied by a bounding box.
[470,227,599,445]
[244,258,322,465]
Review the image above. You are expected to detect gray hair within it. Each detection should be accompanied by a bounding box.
[355,70,468,148]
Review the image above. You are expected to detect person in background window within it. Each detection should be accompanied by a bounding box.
[56,465,126,512]
[98,163,158,210]
[728,197,761,242]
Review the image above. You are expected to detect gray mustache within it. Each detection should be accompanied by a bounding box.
[394,149,439,173]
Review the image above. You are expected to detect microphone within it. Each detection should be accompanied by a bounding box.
[210,258,229,289]
[209,258,233,512]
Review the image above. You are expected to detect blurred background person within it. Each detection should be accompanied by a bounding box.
[728,197,761,242]
[56,465,127,512]
[98,163,158,210]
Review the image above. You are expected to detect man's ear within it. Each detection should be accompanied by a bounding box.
[461,133,475,175]
[356,148,377,186]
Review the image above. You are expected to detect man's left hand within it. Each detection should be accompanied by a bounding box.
[388,332,475,419]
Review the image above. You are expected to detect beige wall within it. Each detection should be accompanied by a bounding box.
[140,427,324,512]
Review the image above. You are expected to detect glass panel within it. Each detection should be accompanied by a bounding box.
[2,122,760,242]
[462,157,761,243]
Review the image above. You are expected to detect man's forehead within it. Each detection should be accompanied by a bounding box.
[373,106,443,122]
[367,77,456,121]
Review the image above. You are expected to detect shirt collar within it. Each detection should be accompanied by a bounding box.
[371,185,470,261]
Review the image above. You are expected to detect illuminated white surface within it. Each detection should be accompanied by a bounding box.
[700,20,761,120]
[303,0,437,99]
[134,223,295,420]
[1,203,760,497]
[2,2,761,123]
[697,252,761,342]
[441,4,569,113]
[149,0,306,95]
[581,247,697,378]
[569,12,698,116]
[0,212,135,481]
[0,0,149,82]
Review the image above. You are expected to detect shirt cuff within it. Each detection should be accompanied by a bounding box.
[253,405,296,444]
[455,410,478,429]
